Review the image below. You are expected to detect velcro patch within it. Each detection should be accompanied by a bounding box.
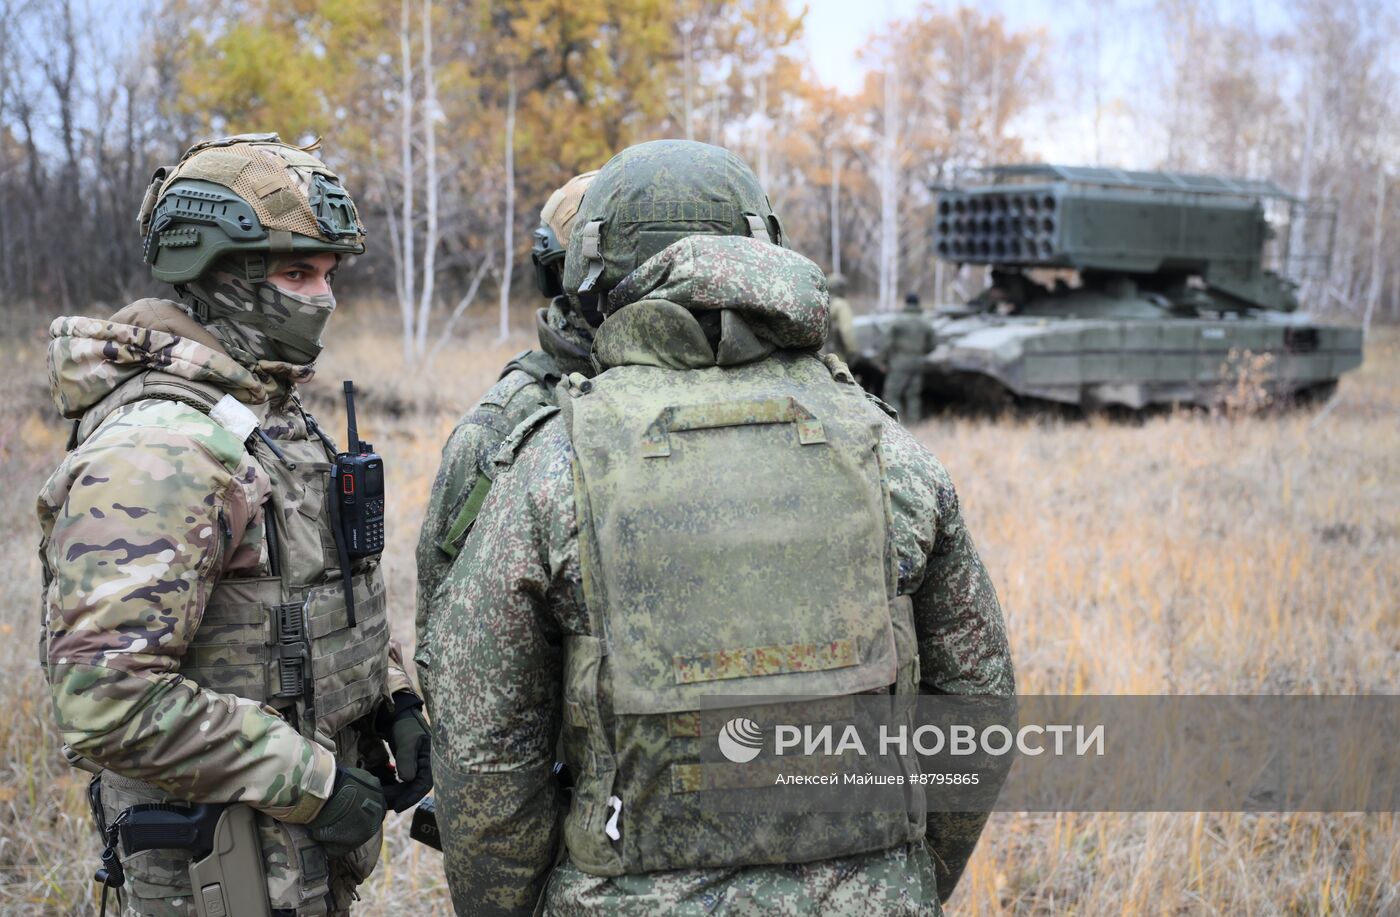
[260,187,303,220]
[672,638,858,685]
[616,201,736,224]
[181,150,249,185]
[671,755,847,794]
[666,696,856,738]
[209,394,259,442]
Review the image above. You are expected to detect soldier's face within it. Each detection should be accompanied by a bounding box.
[268,253,338,297]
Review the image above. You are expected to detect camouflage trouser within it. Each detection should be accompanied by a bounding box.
[96,770,380,916]
[883,360,925,424]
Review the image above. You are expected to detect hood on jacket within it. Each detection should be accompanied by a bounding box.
[48,298,272,419]
[594,235,828,371]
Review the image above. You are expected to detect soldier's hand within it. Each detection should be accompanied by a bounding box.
[308,766,387,857]
[376,691,434,812]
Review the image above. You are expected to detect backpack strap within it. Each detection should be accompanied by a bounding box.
[438,405,559,559]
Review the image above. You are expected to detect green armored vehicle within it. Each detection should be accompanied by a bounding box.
[855,165,1363,410]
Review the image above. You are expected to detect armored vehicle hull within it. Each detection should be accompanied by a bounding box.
[855,310,1361,411]
[860,164,1365,413]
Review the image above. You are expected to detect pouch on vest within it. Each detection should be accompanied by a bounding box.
[565,353,923,874]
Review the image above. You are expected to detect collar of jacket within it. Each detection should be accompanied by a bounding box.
[594,234,828,371]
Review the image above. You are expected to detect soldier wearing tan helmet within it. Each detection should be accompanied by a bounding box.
[413,170,599,691]
[38,134,430,915]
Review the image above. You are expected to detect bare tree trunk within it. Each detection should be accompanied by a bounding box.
[829,144,841,276]
[1289,82,1319,292]
[1362,168,1386,337]
[709,88,723,145]
[414,0,439,358]
[426,254,494,368]
[499,68,517,341]
[681,21,694,141]
[397,0,416,361]
[878,57,900,312]
[757,72,770,189]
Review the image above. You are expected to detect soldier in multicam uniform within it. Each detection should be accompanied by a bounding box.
[37,134,432,916]
[414,171,597,693]
[427,139,1014,915]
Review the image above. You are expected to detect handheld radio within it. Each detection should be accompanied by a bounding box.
[330,381,384,626]
[334,381,385,557]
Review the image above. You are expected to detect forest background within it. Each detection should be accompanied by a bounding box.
[1,0,1397,355]
[0,2,1397,913]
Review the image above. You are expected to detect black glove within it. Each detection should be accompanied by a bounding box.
[375,691,434,812]
[308,766,386,857]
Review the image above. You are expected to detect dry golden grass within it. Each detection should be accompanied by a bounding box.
[0,304,1394,914]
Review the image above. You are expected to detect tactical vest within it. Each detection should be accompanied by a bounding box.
[62,370,390,915]
[557,351,925,876]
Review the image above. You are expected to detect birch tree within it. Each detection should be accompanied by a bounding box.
[499,68,516,340]
[413,0,440,357]
[395,0,417,359]
[877,52,899,312]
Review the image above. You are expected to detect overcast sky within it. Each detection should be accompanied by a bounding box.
[795,0,1296,168]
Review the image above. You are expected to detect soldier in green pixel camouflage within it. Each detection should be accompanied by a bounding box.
[38,134,431,916]
[883,292,936,424]
[426,139,1014,915]
[414,170,598,695]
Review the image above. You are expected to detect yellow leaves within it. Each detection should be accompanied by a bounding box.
[176,0,396,142]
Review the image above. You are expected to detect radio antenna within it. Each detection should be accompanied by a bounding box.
[343,380,360,453]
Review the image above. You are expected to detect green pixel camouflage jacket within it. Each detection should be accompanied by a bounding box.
[428,238,1014,915]
[415,297,594,693]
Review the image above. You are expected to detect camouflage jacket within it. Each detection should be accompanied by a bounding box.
[414,297,593,690]
[428,238,1014,915]
[888,310,935,361]
[37,299,411,823]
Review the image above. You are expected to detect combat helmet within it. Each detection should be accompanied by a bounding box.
[562,140,784,322]
[532,170,599,298]
[138,132,365,285]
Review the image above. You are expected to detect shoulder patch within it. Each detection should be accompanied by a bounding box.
[492,405,562,470]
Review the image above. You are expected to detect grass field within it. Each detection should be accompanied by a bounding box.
[0,303,1395,914]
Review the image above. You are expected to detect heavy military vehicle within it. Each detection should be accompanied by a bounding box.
[854,165,1364,411]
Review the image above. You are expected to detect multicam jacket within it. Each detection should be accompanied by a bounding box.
[428,238,1014,915]
[37,299,411,910]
